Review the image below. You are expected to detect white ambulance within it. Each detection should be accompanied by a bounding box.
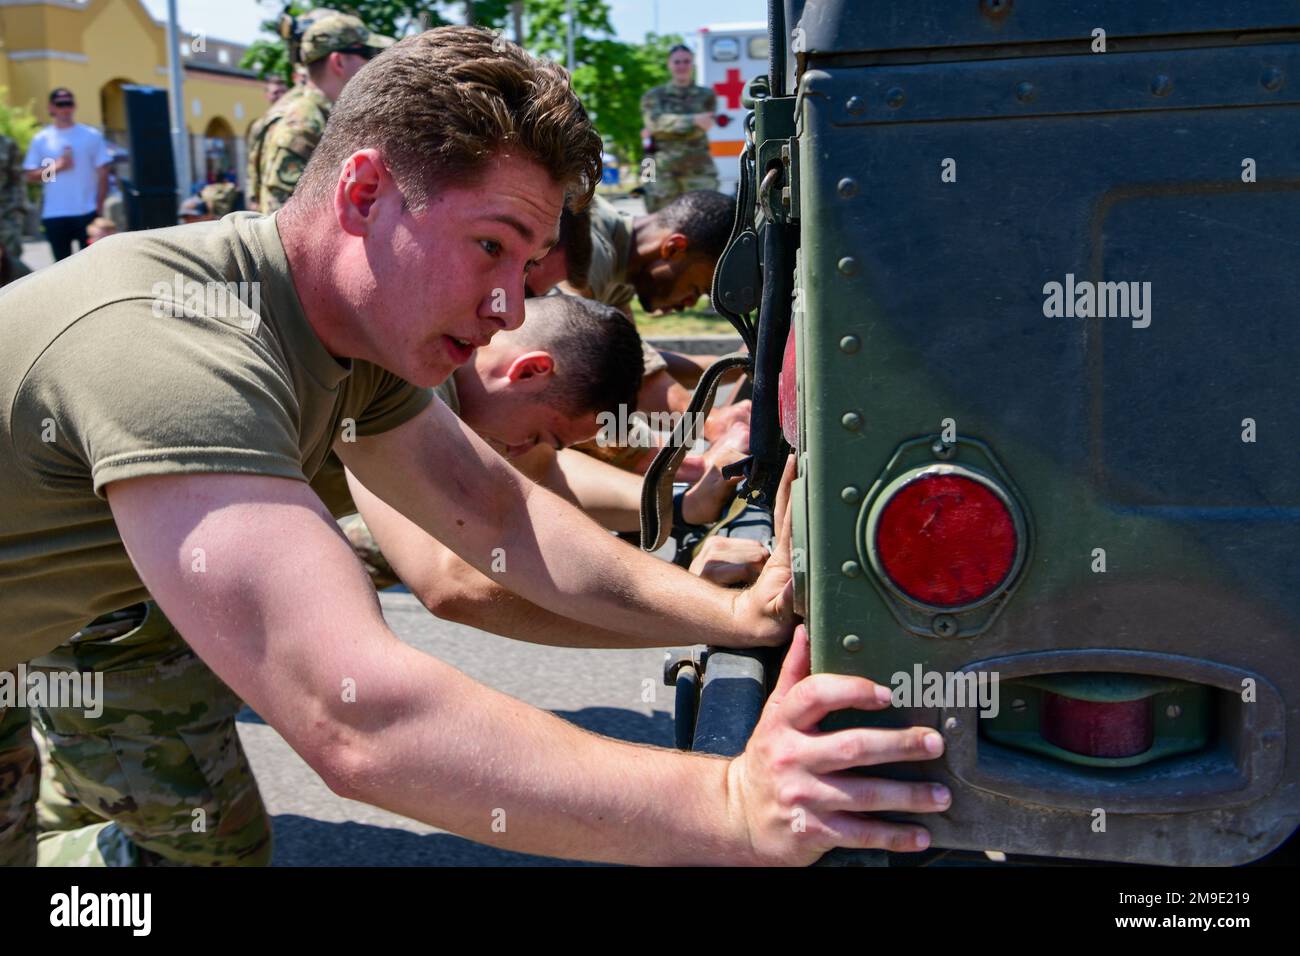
[694,21,769,196]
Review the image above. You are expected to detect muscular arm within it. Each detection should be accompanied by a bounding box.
[335,396,789,650]
[348,424,751,641]
[348,466,684,648]
[105,471,747,864]
[540,447,642,531]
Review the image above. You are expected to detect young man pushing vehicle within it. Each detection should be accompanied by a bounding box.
[0,28,948,866]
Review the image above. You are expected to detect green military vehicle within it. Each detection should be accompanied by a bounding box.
[661,0,1300,866]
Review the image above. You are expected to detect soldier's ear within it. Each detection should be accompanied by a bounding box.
[335,149,385,235]
[505,351,555,387]
[659,233,690,261]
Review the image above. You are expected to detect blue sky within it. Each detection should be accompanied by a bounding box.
[139,0,766,47]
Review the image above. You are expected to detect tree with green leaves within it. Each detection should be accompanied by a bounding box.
[239,0,681,162]
[525,0,680,162]
[0,88,41,153]
[240,1,464,81]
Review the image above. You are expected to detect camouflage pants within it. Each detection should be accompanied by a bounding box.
[0,603,272,867]
[0,701,38,865]
[643,151,719,213]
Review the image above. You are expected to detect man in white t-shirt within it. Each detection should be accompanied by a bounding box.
[22,88,113,261]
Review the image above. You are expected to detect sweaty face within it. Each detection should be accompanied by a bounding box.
[358,154,564,388]
[635,254,716,314]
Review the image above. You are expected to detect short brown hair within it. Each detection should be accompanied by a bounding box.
[296,27,602,212]
[521,295,643,421]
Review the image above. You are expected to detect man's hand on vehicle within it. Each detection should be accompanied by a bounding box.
[725,625,950,865]
[729,456,796,648]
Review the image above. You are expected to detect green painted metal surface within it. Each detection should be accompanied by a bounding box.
[771,0,1300,864]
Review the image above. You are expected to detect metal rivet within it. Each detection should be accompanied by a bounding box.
[885,87,905,108]
[1166,704,1182,719]
[1150,74,1173,97]
[846,95,866,115]
[837,256,858,276]
[1011,698,1027,713]
[841,560,861,578]
[841,485,861,504]
[837,176,858,198]
[1262,66,1285,91]
[932,615,958,638]
[839,334,860,354]
[944,716,958,731]
[841,411,863,431]
[931,439,955,460]
[842,634,862,652]
[1015,80,1036,103]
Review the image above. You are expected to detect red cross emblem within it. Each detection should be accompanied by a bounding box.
[713,68,746,111]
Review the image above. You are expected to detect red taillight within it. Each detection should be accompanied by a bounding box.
[1041,693,1154,758]
[777,319,798,447]
[716,113,731,127]
[875,473,1018,608]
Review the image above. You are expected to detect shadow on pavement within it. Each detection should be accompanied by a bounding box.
[241,705,676,746]
[269,815,601,866]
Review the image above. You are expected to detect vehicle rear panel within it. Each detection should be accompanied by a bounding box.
[790,0,1300,864]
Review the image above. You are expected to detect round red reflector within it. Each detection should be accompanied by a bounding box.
[1041,694,1154,758]
[875,474,1017,608]
[777,319,798,448]
[716,113,731,127]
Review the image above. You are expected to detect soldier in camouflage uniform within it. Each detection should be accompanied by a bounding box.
[0,133,30,285]
[0,698,38,864]
[199,181,239,218]
[246,11,392,212]
[28,605,272,866]
[640,45,719,213]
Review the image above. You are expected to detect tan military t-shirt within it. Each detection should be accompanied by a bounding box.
[310,376,459,519]
[583,196,667,378]
[0,212,433,668]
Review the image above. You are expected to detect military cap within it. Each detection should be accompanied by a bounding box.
[299,11,393,65]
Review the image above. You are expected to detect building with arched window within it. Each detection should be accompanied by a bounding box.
[0,0,269,196]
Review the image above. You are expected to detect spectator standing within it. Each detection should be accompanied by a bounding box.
[22,88,112,260]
